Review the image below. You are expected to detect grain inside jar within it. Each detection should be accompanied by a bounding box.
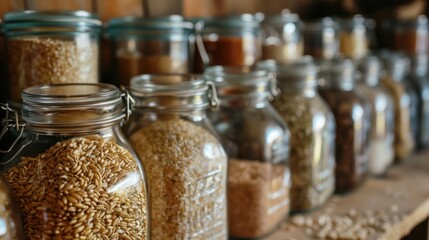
[8,37,99,101]
[5,135,148,240]
[3,11,101,103]
[125,74,228,239]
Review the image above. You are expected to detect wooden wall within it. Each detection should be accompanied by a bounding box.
[0,0,426,21]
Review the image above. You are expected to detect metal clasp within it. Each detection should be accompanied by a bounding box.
[207,81,220,109]
[268,72,280,101]
[120,87,135,121]
[0,103,26,153]
[195,20,210,70]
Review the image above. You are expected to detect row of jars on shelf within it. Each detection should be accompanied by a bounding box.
[0,48,426,239]
[1,10,428,105]
[0,8,427,240]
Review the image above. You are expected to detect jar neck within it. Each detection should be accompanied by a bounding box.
[321,77,355,91]
[219,95,270,108]
[277,81,317,97]
[136,108,209,121]
[26,119,124,136]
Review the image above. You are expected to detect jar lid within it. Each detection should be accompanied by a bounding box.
[379,51,410,82]
[319,58,355,90]
[358,56,381,86]
[199,14,261,29]
[303,17,339,32]
[411,54,429,77]
[108,15,193,32]
[257,56,318,84]
[21,83,127,130]
[107,15,193,40]
[204,66,276,99]
[130,74,218,111]
[4,11,101,35]
[391,15,428,29]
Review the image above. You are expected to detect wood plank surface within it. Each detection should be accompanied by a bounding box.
[265,150,429,240]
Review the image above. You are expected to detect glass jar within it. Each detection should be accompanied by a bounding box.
[107,15,195,86]
[338,15,368,60]
[380,52,416,161]
[257,57,335,211]
[0,83,148,239]
[205,66,290,238]
[0,175,24,240]
[319,58,369,193]
[409,54,429,149]
[303,17,339,60]
[124,74,228,239]
[365,18,377,51]
[261,9,303,63]
[194,14,262,72]
[392,15,428,55]
[3,11,101,104]
[357,56,395,175]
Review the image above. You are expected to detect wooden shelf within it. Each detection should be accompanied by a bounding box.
[266,150,429,240]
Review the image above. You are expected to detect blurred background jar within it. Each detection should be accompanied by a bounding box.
[338,15,369,60]
[357,56,395,176]
[393,15,428,55]
[319,59,369,193]
[0,176,24,240]
[261,9,303,63]
[206,66,290,239]
[3,11,101,104]
[408,54,429,149]
[193,14,262,73]
[303,17,339,60]
[380,52,416,161]
[257,57,335,212]
[106,15,194,86]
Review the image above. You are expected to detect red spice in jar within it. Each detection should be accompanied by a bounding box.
[194,36,261,72]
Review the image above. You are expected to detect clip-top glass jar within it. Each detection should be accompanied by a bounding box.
[338,15,368,60]
[193,14,262,72]
[261,9,303,63]
[408,54,429,149]
[380,52,416,161]
[319,58,369,193]
[393,15,428,55]
[0,83,148,239]
[3,11,101,104]
[357,56,395,175]
[0,174,24,240]
[258,57,335,211]
[303,17,339,60]
[106,15,195,86]
[205,66,290,239]
[124,74,228,239]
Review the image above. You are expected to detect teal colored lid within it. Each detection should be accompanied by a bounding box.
[107,15,193,39]
[108,15,193,30]
[4,10,101,34]
[200,14,261,29]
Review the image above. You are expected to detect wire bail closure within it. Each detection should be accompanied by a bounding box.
[121,87,135,122]
[269,72,280,101]
[207,81,220,109]
[0,103,26,153]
